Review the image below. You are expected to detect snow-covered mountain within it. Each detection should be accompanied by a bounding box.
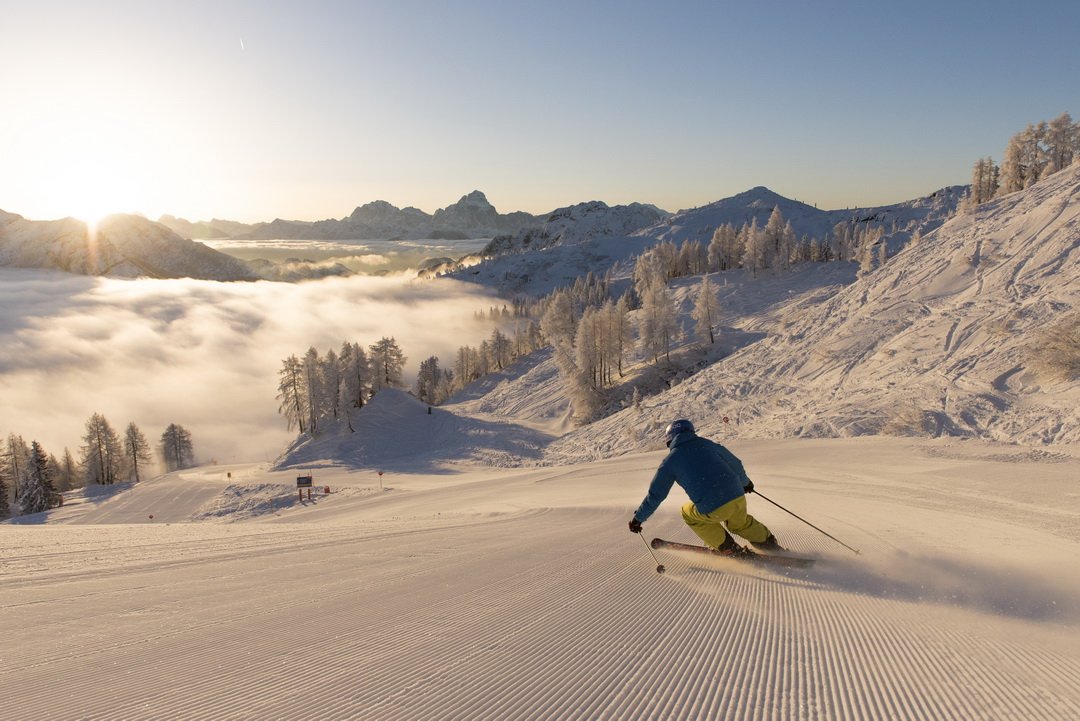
[157,215,251,240]
[191,191,541,241]
[0,212,258,280]
[439,200,667,295]
[540,165,1080,459]
[641,184,963,245]
[445,185,963,297]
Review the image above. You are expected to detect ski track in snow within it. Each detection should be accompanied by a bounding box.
[3,444,1080,720]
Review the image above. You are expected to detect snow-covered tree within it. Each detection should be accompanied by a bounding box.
[742,218,767,276]
[0,449,10,517]
[2,433,31,508]
[160,424,195,472]
[20,441,59,515]
[276,354,308,433]
[488,329,513,371]
[999,132,1027,194]
[58,448,79,492]
[322,348,342,421]
[639,282,678,364]
[762,207,788,272]
[970,157,1000,205]
[613,294,634,377]
[369,337,407,392]
[302,346,325,433]
[540,289,577,352]
[632,246,671,300]
[1044,112,1077,174]
[340,342,371,410]
[80,413,123,485]
[415,356,443,405]
[123,422,153,482]
[692,276,721,345]
[830,221,853,263]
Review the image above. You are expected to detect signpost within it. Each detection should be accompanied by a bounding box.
[296,474,314,501]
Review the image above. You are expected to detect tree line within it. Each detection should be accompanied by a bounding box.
[967,112,1079,207]
[1,417,196,519]
[276,337,408,435]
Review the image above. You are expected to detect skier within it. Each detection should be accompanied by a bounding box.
[628,419,781,555]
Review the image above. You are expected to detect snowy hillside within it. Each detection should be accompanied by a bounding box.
[276,388,554,470]
[0,212,258,280]
[545,166,1080,462]
[446,184,962,298]
[642,184,962,246]
[445,201,667,295]
[646,186,833,243]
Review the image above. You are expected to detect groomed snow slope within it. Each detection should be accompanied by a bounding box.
[3,430,1079,720]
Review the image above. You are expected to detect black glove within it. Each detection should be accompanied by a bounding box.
[743,480,755,494]
[629,517,643,534]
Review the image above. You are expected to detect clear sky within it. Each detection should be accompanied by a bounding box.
[3,0,1078,223]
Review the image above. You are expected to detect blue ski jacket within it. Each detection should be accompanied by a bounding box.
[633,431,751,522]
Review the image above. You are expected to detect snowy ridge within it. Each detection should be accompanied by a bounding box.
[637,184,961,246]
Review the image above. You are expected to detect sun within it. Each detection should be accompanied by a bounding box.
[56,150,145,228]
[17,108,156,225]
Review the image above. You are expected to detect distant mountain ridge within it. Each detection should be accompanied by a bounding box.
[158,191,542,241]
[2,184,964,282]
[0,213,257,280]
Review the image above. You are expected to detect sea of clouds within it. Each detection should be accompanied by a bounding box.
[0,268,501,465]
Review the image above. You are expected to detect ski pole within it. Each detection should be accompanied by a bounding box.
[751,490,861,555]
[638,532,666,574]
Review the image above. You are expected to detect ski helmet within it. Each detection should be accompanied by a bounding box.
[664,419,695,447]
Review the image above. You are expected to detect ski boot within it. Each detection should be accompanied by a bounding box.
[715,534,753,557]
[751,534,784,552]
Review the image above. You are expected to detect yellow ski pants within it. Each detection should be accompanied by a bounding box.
[681,496,770,549]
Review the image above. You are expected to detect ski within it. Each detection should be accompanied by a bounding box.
[650,537,816,568]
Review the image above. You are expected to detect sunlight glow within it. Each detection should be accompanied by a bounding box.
[12,84,161,223]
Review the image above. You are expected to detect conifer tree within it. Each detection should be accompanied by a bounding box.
[276,354,308,433]
[341,342,371,409]
[302,346,324,433]
[369,337,407,391]
[160,424,195,472]
[80,413,123,485]
[0,456,9,518]
[58,448,79,492]
[21,441,59,515]
[415,356,442,405]
[639,282,678,364]
[124,422,153,482]
[692,276,721,345]
[2,434,31,508]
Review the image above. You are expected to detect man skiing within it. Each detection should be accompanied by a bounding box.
[629,419,781,555]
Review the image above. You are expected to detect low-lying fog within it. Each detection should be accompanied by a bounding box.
[0,268,500,464]
[205,237,491,275]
